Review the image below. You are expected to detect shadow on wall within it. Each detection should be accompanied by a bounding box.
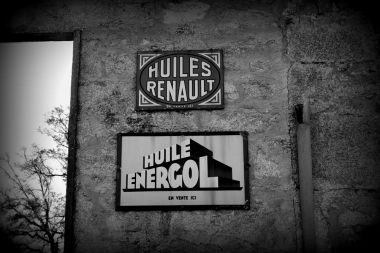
[332,223,380,253]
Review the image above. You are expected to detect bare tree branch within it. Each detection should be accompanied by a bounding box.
[0,106,68,253]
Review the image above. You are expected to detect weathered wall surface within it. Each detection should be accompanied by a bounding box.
[74,2,297,252]
[285,1,380,252]
[3,0,379,252]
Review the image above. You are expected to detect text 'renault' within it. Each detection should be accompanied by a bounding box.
[143,56,216,103]
[137,50,223,110]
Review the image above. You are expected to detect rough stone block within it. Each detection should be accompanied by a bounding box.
[288,62,380,188]
[287,14,379,62]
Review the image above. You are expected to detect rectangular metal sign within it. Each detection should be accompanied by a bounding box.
[136,50,224,111]
[116,132,249,210]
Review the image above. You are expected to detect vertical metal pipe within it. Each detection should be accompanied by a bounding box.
[297,99,316,253]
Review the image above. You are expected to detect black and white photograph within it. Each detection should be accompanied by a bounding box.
[0,0,379,252]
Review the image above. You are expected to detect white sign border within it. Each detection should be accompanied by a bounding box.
[115,131,250,211]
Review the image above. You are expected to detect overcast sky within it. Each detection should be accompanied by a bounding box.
[0,41,73,194]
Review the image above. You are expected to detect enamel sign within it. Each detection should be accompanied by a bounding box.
[136,50,224,110]
[116,132,249,210]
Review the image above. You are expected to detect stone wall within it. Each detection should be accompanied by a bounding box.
[286,1,380,252]
[2,0,379,252]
